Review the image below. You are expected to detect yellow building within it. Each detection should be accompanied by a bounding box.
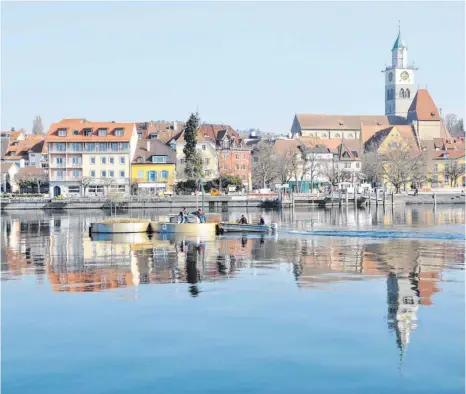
[131,139,176,194]
[429,150,465,188]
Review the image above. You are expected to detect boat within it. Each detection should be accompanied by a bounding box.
[89,216,219,236]
[149,221,218,236]
[89,218,151,234]
[217,222,278,234]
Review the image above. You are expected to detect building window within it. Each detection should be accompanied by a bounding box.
[147,171,157,182]
[242,164,246,170]
[205,170,212,176]
[90,157,96,165]
[110,143,118,152]
[202,145,206,151]
[72,170,80,178]
[101,170,107,178]
[406,89,410,98]
[55,143,66,152]
[344,163,351,169]
[84,128,93,136]
[236,154,239,159]
[114,128,124,136]
[180,158,186,165]
[71,157,81,166]
[109,157,115,164]
[236,164,240,170]
[161,170,169,179]
[433,164,438,172]
[56,157,64,165]
[73,130,79,135]
[90,170,96,177]
[120,157,125,164]
[137,133,142,140]
[400,88,405,98]
[356,162,360,168]
[253,157,259,163]
[204,158,210,165]
[68,186,80,193]
[138,170,144,179]
[97,128,107,137]
[120,171,125,178]
[109,170,114,178]
[98,143,107,152]
[101,157,107,164]
[224,164,228,170]
[86,143,95,152]
[57,129,67,137]
[151,156,167,163]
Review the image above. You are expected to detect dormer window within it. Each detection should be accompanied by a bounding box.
[97,128,107,137]
[151,155,167,163]
[57,128,67,137]
[338,121,344,126]
[114,128,124,136]
[83,128,93,136]
[431,112,436,117]
[150,134,158,140]
[137,133,142,140]
[136,157,144,163]
[73,130,79,135]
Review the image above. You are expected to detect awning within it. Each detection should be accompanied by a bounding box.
[138,183,167,189]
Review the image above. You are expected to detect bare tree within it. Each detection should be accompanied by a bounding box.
[444,113,464,138]
[381,148,426,193]
[362,142,383,186]
[102,178,115,196]
[299,149,321,192]
[252,141,277,189]
[275,148,297,185]
[444,161,463,187]
[322,159,351,186]
[14,172,47,193]
[79,176,93,196]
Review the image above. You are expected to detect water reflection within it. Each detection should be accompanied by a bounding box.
[1,207,464,365]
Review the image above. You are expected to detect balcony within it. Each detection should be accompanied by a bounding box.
[50,163,66,168]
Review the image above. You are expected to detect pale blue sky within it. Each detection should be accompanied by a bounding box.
[1,1,464,134]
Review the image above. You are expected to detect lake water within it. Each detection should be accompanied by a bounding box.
[1,206,465,394]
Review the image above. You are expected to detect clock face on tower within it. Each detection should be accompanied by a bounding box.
[388,72,393,82]
[401,71,409,81]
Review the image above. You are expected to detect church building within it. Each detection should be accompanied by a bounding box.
[290,28,449,143]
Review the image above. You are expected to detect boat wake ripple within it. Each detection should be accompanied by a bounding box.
[285,229,465,241]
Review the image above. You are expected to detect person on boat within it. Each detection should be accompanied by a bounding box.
[178,211,184,223]
[191,209,206,223]
[258,215,265,225]
[182,207,189,223]
[238,215,248,224]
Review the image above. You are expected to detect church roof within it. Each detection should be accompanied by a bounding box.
[295,114,407,131]
[392,31,407,50]
[407,89,440,121]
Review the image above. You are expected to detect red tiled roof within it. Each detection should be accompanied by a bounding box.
[408,89,440,121]
[45,119,135,142]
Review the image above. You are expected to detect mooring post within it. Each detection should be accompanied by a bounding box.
[383,190,386,207]
[339,190,342,208]
[345,190,348,205]
[391,191,394,205]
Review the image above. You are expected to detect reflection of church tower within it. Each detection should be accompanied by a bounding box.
[387,271,420,362]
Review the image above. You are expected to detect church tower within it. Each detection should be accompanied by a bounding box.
[384,26,416,117]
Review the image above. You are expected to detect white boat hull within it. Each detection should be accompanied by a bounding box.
[218,222,277,233]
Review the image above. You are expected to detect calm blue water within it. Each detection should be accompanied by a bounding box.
[2,206,465,394]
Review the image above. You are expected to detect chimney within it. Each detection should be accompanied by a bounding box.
[146,140,150,151]
[174,121,178,131]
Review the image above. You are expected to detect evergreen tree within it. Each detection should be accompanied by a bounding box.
[183,113,203,180]
[32,116,44,135]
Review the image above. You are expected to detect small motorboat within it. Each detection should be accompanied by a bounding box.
[217,222,278,234]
